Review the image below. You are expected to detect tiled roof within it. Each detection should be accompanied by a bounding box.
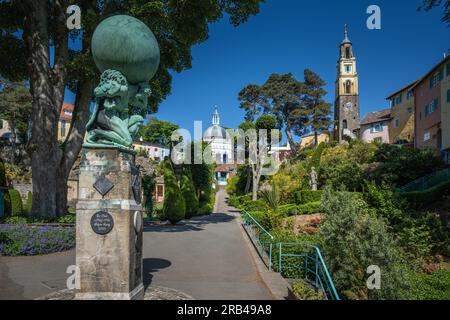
[60,102,74,121]
[386,80,419,99]
[361,108,391,125]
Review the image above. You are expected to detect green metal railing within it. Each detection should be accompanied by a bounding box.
[242,211,340,300]
[242,211,274,271]
[398,169,450,193]
[278,242,340,301]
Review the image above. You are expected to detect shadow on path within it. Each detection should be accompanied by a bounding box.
[143,258,172,289]
[144,213,235,233]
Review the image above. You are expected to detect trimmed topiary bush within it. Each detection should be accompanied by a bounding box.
[23,191,32,216]
[181,166,199,218]
[162,160,185,224]
[297,201,322,215]
[295,190,323,205]
[0,158,6,188]
[8,189,22,216]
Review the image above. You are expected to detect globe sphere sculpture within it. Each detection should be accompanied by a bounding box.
[92,15,160,84]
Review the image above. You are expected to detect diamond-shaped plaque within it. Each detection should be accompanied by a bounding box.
[131,166,142,205]
[93,176,114,197]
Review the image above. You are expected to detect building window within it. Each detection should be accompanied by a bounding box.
[429,71,443,88]
[60,120,66,137]
[406,90,414,100]
[394,118,399,128]
[407,107,413,113]
[425,98,438,117]
[391,99,395,107]
[345,65,352,73]
[371,123,383,133]
[342,120,348,129]
[395,94,402,105]
[424,132,431,141]
[345,47,350,59]
[374,137,382,144]
[345,80,351,94]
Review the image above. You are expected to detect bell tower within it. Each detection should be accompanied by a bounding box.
[334,25,360,142]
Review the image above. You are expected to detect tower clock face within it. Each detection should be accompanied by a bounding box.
[345,102,353,110]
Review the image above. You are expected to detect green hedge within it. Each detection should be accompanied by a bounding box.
[400,180,450,209]
[23,192,32,215]
[297,201,322,214]
[278,204,299,216]
[295,190,323,205]
[162,160,186,224]
[8,189,22,216]
[181,166,199,218]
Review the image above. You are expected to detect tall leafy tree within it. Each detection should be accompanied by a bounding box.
[303,69,332,147]
[238,73,306,150]
[0,82,32,164]
[0,0,264,216]
[418,0,449,25]
[139,118,179,147]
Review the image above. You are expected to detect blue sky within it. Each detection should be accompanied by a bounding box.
[65,0,449,142]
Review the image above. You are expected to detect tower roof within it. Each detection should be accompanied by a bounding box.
[341,24,351,44]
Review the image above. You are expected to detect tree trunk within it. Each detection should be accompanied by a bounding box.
[22,1,69,217]
[8,117,16,164]
[314,130,318,147]
[244,165,252,194]
[55,80,94,215]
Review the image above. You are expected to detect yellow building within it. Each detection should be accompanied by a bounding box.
[58,103,74,142]
[386,81,417,144]
[300,132,330,149]
[334,25,360,142]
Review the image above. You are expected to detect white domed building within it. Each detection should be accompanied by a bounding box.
[203,107,234,185]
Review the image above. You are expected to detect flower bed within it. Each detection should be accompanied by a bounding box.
[0,224,75,256]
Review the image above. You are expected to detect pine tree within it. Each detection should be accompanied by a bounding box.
[162,160,185,224]
[303,69,332,147]
[181,166,199,219]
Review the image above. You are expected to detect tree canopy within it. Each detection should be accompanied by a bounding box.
[139,117,179,147]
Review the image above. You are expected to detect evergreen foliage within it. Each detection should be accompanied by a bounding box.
[162,160,185,224]
[181,166,199,218]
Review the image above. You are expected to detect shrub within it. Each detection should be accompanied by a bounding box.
[0,225,75,256]
[8,189,22,216]
[320,187,409,300]
[402,268,450,300]
[57,213,76,224]
[259,185,280,211]
[278,204,299,216]
[297,201,322,215]
[292,281,324,300]
[23,192,32,216]
[142,174,155,216]
[258,209,284,231]
[241,199,267,212]
[399,181,450,209]
[295,190,323,205]
[181,166,199,219]
[0,158,6,187]
[162,160,186,224]
[228,194,241,208]
[226,176,239,195]
[4,191,11,217]
[371,144,443,187]
[2,216,28,224]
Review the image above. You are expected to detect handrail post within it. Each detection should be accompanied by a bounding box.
[269,236,273,271]
[278,242,282,274]
[315,249,319,288]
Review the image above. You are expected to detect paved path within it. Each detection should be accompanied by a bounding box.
[143,188,272,300]
[0,188,272,300]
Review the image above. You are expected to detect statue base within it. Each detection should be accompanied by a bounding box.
[75,148,144,300]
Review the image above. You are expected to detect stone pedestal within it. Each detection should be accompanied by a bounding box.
[75,148,144,300]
